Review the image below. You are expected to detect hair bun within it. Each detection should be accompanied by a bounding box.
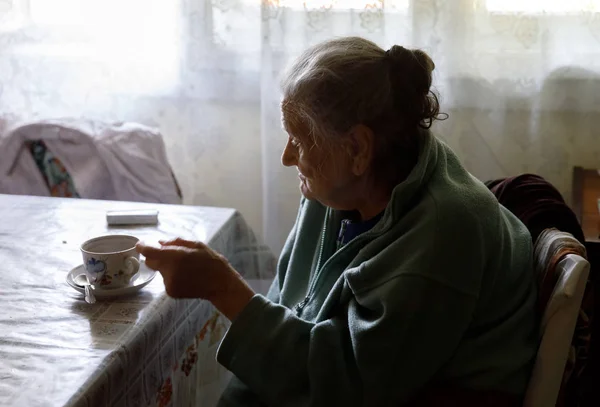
[385,45,411,61]
[385,45,435,95]
[411,49,435,74]
[385,45,443,128]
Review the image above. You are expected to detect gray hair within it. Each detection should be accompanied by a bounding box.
[281,36,445,185]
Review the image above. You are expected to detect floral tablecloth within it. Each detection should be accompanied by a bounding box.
[0,194,276,407]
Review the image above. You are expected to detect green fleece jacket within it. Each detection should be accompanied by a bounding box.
[217,131,538,407]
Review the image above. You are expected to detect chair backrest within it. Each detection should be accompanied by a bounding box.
[523,254,590,407]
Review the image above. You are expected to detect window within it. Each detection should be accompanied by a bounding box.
[486,0,600,14]
[2,0,180,94]
[0,0,26,31]
[279,0,409,11]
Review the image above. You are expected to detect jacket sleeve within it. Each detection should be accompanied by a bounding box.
[216,273,477,407]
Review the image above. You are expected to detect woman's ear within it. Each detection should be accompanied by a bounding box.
[347,124,374,176]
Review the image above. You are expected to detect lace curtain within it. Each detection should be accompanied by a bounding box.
[1,0,599,253]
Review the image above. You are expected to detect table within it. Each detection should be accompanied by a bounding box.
[571,167,600,243]
[0,194,276,406]
[583,216,600,245]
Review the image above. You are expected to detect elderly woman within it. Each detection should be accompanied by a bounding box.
[137,37,538,406]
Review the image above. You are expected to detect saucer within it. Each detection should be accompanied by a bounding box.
[66,261,157,299]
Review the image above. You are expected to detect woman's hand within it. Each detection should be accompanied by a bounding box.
[136,238,255,321]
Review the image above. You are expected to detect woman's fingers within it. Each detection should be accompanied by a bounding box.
[159,238,204,249]
[136,242,164,258]
[136,240,218,299]
[136,243,166,272]
[144,257,161,272]
[136,243,191,278]
[137,243,193,259]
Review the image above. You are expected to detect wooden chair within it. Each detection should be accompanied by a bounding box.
[524,253,590,407]
[571,167,600,406]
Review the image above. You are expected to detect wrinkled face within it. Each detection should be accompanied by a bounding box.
[280,111,357,208]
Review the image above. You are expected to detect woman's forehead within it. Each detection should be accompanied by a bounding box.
[280,100,296,121]
[281,107,309,135]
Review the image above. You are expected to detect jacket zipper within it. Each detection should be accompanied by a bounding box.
[295,209,329,316]
[336,219,350,251]
[294,211,391,317]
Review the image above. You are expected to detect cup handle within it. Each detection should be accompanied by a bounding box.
[124,256,140,276]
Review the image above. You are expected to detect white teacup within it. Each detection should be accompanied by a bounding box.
[81,235,141,289]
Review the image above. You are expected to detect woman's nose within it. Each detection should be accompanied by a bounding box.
[281,139,297,167]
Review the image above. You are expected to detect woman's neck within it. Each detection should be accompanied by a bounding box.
[355,185,391,221]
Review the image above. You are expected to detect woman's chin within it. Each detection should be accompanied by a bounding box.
[299,180,314,199]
